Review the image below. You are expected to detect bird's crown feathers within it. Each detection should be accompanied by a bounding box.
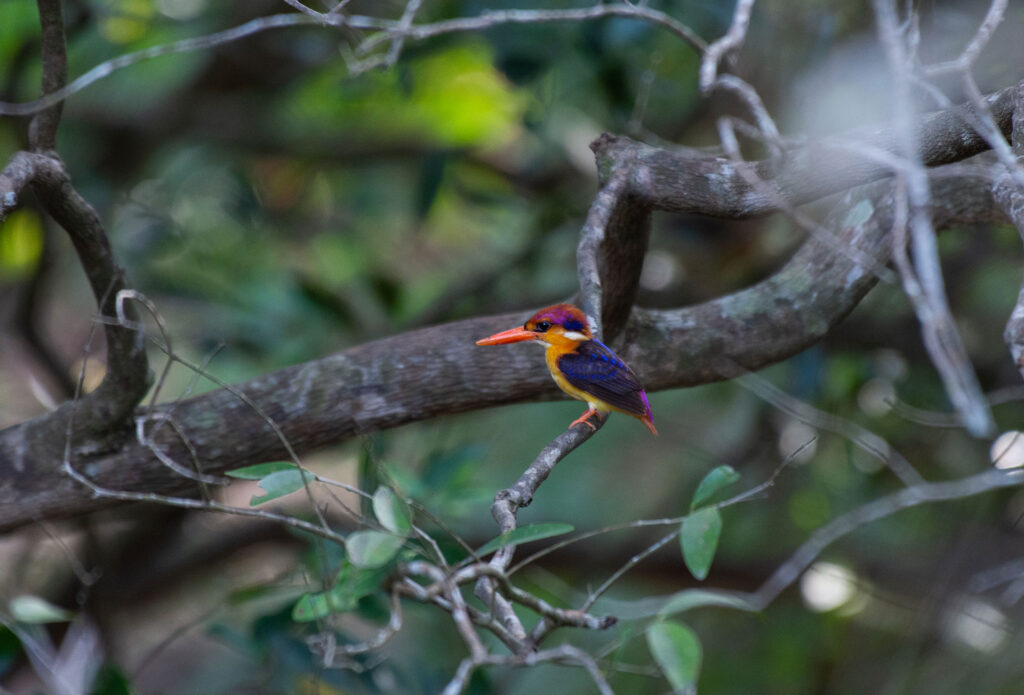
[525,303,590,334]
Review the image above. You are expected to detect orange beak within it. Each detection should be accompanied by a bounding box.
[476,327,538,345]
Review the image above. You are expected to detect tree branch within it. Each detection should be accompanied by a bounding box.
[0,163,1003,530]
[28,153,150,432]
[599,81,1019,220]
[28,0,67,150]
[749,468,1024,610]
[0,72,1016,530]
[993,84,1024,375]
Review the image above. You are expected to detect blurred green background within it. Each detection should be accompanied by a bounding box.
[2,0,1024,693]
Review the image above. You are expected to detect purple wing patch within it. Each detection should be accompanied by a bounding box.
[557,341,652,419]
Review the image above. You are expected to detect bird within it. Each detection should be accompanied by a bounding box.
[476,303,657,434]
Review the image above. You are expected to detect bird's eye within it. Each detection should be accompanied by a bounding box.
[535,321,552,332]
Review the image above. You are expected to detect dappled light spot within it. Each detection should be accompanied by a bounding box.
[941,598,1010,653]
[800,561,862,613]
[857,377,895,417]
[991,431,1024,469]
[778,419,817,463]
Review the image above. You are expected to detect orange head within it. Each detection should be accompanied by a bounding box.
[475,303,593,348]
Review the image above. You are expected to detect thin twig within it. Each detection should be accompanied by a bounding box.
[873,0,993,437]
[749,468,1024,609]
[736,370,924,486]
[357,4,706,58]
[699,0,755,92]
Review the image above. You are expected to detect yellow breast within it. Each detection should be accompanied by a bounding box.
[543,343,609,411]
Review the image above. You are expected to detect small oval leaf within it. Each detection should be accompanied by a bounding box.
[292,591,335,622]
[249,468,314,506]
[372,487,412,536]
[224,461,296,480]
[474,523,574,557]
[690,465,740,510]
[348,530,405,568]
[647,620,702,693]
[658,589,757,618]
[9,595,73,624]
[680,507,722,581]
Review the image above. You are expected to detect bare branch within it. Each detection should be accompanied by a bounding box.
[750,468,1024,609]
[586,136,653,341]
[29,0,67,150]
[309,589,403,665]
[576,167,630,342]
[356,4,706,59]
[873,0,993,436]
[992,83,1024,375]
[598,82,1019,220]
[17,153,151,434]
[1,151,41,221]
[920,0,1007,77]
[473,420,606,652]
[699,0,755,92]
[0,168,1005,530]
[737,371,924,485]
[0,4,706,117]
[0,13,331,117]
[60,455,348,546]
[714,75,783,151]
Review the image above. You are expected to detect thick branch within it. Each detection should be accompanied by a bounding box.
[582,81,1018,340]
[0,171,1002,531]
[597,81,1019,220]
[994,83,1024,373]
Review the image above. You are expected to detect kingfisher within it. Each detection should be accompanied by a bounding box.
[476,303,657,434]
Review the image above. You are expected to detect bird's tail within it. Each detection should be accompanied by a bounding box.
[642,415,658,436]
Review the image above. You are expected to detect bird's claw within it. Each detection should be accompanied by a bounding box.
[569,409,602,431]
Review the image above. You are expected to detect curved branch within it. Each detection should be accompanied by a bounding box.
[28,153,150,431]
[0,77,1015,530]
[0,151,39,221]
[599,81,1019,220]
[0,169,1002,531]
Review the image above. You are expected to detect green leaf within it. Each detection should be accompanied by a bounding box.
[292,591,344,622]
[249,468,314,506]
[474,523,574,557]
[657,589,757,617]
[647,620,702,693]
[690,465,740,510]
[90,663,134,695]
[372,487,412,536]
[591,589,757,620]
[0,625,20,677]
[292,559,393,622]
[225,461,296,480]
[348,530,405,568]
[9,595,73,624]
[680,507,722,581]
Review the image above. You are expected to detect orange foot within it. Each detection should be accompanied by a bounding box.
[569,408,603,431]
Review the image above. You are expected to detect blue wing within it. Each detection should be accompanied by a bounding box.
[557,341,651,418]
